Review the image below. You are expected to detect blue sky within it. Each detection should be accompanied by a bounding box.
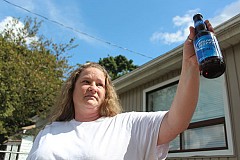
[0,0,240,66]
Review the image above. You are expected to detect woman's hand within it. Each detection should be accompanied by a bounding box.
[182,20,214,70]
[183,26,197,67]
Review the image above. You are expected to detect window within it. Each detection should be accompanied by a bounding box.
[144,76,234,157]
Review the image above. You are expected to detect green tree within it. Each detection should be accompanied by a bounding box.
[0,17,76,142]
[98,55,138,80]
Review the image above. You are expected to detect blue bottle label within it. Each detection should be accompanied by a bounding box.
[194,19,204,28]
[194,33,222,63]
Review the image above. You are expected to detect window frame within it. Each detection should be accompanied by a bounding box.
[143,76,234,157]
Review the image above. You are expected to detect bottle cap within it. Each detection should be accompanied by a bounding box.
[193,13,203,21]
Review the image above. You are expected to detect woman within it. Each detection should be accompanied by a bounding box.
[27,20,214,160]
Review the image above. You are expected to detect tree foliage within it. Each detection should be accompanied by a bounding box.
[98,55,138,80]
[0,17,76,142]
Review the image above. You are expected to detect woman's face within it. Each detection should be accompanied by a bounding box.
[73,67,106,115]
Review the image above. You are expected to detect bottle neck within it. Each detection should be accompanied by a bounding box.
[194,19,207,34]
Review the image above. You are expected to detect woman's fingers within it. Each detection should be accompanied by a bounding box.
[205,20,214,32]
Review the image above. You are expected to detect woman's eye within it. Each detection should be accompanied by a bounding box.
[97,83,103,87]
[82,80,89,84]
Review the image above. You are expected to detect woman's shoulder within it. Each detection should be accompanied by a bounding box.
[46,120,72,127]
[40,120,74,134]
[115,111,168,123]
[117,111,168,118]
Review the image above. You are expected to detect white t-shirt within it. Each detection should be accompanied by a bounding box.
[27,111,169,160]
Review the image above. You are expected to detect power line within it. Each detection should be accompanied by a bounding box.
[2,0,154,59]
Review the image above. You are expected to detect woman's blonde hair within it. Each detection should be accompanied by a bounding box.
[50,62,122,122]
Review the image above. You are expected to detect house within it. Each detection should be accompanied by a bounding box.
[113,14,240,159]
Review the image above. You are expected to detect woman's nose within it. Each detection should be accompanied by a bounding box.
[88,83,97,93]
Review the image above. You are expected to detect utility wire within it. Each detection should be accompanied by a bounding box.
[2,0,154,59]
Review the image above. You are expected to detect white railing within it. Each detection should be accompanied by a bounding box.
[0,150,29,160]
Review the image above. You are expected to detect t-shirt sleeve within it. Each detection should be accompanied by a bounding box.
[26,129,44,160]
[128,111,169,159]
[26,124,52,160]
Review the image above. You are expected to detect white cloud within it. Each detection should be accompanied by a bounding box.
[150,0,240,45]
[2,0,96,45]
[22,0,36,11]
[0,17,15,30]
[150,9,199,44]
[31,0,96,44]
[0,16,38,44]
[151,30,185,45]
[0,16,24,34]
[210,0,240,27]
[150,9,199,45]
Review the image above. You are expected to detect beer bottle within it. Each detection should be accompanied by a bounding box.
[193,13,226,79]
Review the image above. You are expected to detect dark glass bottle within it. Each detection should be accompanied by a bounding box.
[193,13,226,79]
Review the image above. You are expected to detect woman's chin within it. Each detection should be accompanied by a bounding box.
[85,102,100,110]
